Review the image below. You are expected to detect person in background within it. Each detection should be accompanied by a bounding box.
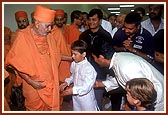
[63,12,68,25]
[101,18,113,38]
[5,5,70,111]
[54,8,72,109]
[7,10,30,111]
[54,9,70,48]
[111,14,126,38]
[93,52,164,111]
[152,29,164,75]
[11,11,30,45]
[82,12,89,30]
[125,78,157,111]
[60,40,99,111]
[134,7,146,21]
[79,12,89,32]
[108,14,117,30]
[141,4,164,36]
[113,12,154,63]
[55,9,66,29]
[141,4,164,74]
[54,9,70,47]
[15,10,29,30]
[64,10,82,45]
[54,9,71,82]
[111,12,155,111]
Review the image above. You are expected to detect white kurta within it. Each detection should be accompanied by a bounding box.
[65,58,98,111]
[103,52,164,111]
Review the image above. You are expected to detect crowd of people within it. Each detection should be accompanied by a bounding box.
[3,4,164,112]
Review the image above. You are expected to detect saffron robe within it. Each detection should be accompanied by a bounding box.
[52,26,71,83]
[5,24,66,111]
[64,24,82,45]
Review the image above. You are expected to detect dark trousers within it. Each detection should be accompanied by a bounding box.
[94,87,105,111]
[152,61,164,75]
[108,86,126,111]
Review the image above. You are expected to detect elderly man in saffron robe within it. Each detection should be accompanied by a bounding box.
[5,5,71,111]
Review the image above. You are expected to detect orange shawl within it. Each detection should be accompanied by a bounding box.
[5,25,62,111]
[52,26,71,82]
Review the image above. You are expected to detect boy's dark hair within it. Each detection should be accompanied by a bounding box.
[88,8,103,19]
[124,12,142,26]
[71,40,88,54]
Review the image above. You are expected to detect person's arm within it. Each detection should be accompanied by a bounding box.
[123,39,154,63]
[113,46,127,52]
[92,54,120,92]
[61,55,73,62]
[60,76,74,95]
[60,87,73,96]
[94,76,119,92]
[17,71,46,90]
[102,76,119,92]
[59,82,68,92]
[6,65,46,90]
[125,46,154,63]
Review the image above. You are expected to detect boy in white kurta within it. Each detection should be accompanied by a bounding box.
[60,40,99,111]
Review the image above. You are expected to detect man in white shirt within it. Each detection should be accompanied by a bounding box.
[141,4,164,75]
[141,4,164,36]
[93,52,164,111]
